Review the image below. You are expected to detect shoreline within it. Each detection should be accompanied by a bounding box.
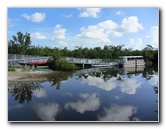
[8,68,52,81]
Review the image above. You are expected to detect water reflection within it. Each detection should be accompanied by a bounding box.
[8,71,74,104]
[65,93,100,114]
[33,88,47,98]
[9,104,24,110]
[46,71,74,89]
[8,65,158,121]
[33,103,61,121]
[8,82,42,104]
[142,65,158,81]
[153,85,158,120]
[8,66,158,104]
[79,68,142,95]
[98,104,139,121]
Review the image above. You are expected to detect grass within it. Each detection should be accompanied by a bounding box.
[8,66,17,71]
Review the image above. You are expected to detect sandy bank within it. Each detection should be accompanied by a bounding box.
[8,68,52,81]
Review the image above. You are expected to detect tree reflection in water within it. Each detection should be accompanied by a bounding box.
[8,65,158,105]
[8,71,74,104]
[153,85,158,120]
[76,67,121,82]
[8,82,42,104]
[142,65,158,81]
[77,65,158,83]
[46,71,74,90]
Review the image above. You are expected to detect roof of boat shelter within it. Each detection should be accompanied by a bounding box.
[118,56,143,59]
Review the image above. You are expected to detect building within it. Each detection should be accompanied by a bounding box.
[118,56,145,67]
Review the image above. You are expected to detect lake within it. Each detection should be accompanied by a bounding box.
[8,66,159,122]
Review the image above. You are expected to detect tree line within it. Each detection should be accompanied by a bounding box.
[8,32,158,65]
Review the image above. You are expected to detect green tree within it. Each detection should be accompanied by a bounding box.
[8,31,31,54]
[142,44,157,64]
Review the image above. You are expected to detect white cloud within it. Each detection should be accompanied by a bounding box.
[98,20,123,37]
[55,41,68,48]
[8,18,20,27]
[145,26,158,48]
[22,12,45,22]
[58,41,67,46]
[98,105,138,121]
[115,10,125,16]
[8,19,14,27]
[52,24,66,40]
[65,93,100,114]
[129,38,143,50]
[33,88,47,98]
[77,25,111,43]
[121,16,144,33]
[76,16,143,43]
[79,8,102,18]
[31,32,47,39]
[33,103,60,121]
[64,14,72,18]
[76,20,120,43]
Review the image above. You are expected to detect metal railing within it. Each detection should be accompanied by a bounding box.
[8,54,49,67]
[66,57,102,65]
[8,54,114,67]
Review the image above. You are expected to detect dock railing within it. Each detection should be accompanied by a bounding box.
[8,54,49,67]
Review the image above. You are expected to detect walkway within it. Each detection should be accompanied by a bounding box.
[8,54,117,68]
[8,54,49,67]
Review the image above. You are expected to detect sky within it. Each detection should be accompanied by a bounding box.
[8,8,159,50]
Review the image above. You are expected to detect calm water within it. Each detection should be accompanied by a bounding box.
[8,66,159,122]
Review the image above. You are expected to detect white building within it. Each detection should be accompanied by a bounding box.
[118,56,145,67]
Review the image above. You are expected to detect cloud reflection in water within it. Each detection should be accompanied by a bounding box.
[65,93,100,114]
[82,76,141,94]
[98,104,138,121]
[148,74,158,86]
[33,103,60,121]
[33,88,47,98]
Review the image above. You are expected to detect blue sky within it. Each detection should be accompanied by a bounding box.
[8,8,159,50]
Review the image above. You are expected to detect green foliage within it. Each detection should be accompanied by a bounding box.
[48,57,78,71]
[8,31,31,54]
[8,66,17,71]
[8,32,158,66]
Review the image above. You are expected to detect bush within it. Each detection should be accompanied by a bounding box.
[8,67,16,71]
[48,57,78,71]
